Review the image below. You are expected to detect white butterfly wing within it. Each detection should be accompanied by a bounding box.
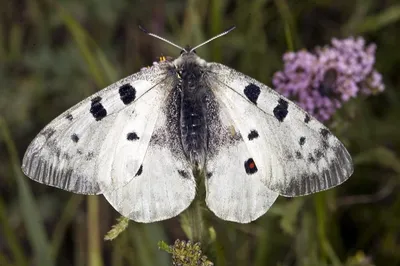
[207,63,353,197]
[104,89,196,222]
[22,64,173,194]
[201,91,277,223]
[206,145,279,223]
[103,145,196,223]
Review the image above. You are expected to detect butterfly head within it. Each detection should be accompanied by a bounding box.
[174,47,204,67]
[180,45,197,55]
[178,45,199,60]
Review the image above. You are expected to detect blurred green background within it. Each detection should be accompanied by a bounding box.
[1,0,400,265]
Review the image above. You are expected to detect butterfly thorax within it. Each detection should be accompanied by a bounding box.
[175,53,208,170]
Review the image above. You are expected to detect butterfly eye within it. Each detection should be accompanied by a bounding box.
[180,50,185,55]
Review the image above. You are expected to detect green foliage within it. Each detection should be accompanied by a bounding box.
[105,217,130,241]
[1,0,400,265]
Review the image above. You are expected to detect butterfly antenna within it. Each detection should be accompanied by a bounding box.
[139,25,186,51]
[190,26,236,52]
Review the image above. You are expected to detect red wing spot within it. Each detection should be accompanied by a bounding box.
[244,158,258,174]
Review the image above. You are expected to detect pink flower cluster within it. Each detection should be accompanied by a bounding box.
[273,37,384,121]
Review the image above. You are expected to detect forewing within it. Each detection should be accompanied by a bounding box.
[104,89,196,222]
[207,63,353,197]
[22,63,173,194]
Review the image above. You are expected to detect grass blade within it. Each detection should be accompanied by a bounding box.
[0,117,54,266]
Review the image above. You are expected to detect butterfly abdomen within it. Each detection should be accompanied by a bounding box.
[178,62,208,169]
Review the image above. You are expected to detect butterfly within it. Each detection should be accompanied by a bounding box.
[21,26,353,223]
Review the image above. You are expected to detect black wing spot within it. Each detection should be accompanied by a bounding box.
[178,170,189,179]
[320,128,330,139]
[119,84,136,105]
[127,132,139,141]
[66,113,73,121]
[295,151,303,159]
[322,140,329,150]
[308,154,316,163]
[273,98,289,122]
[244,158,258,174]
[90,96,107,121]
[304,114,310,123]
[244,83,261,104]
[248,130,259,140]
[299,136,306,146]
[71,133,79,143]
[135,165,143,177]
[206,172,213,179]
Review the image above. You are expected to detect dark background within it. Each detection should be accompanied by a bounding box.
[1,0,399,265]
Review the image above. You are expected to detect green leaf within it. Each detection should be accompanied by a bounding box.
[158,240,173,253]
[353,4,400,33]
[104,216,130,241]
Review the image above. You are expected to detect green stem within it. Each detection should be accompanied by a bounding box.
[274,0,297,51]
[87,196,103,266]
[187,197,205,242]
[181,171,208,243]
[315,193,341,266]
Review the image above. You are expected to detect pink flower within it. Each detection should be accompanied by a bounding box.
[273,37,384,121]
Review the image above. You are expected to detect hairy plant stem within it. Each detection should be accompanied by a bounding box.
[181,170,208,243]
